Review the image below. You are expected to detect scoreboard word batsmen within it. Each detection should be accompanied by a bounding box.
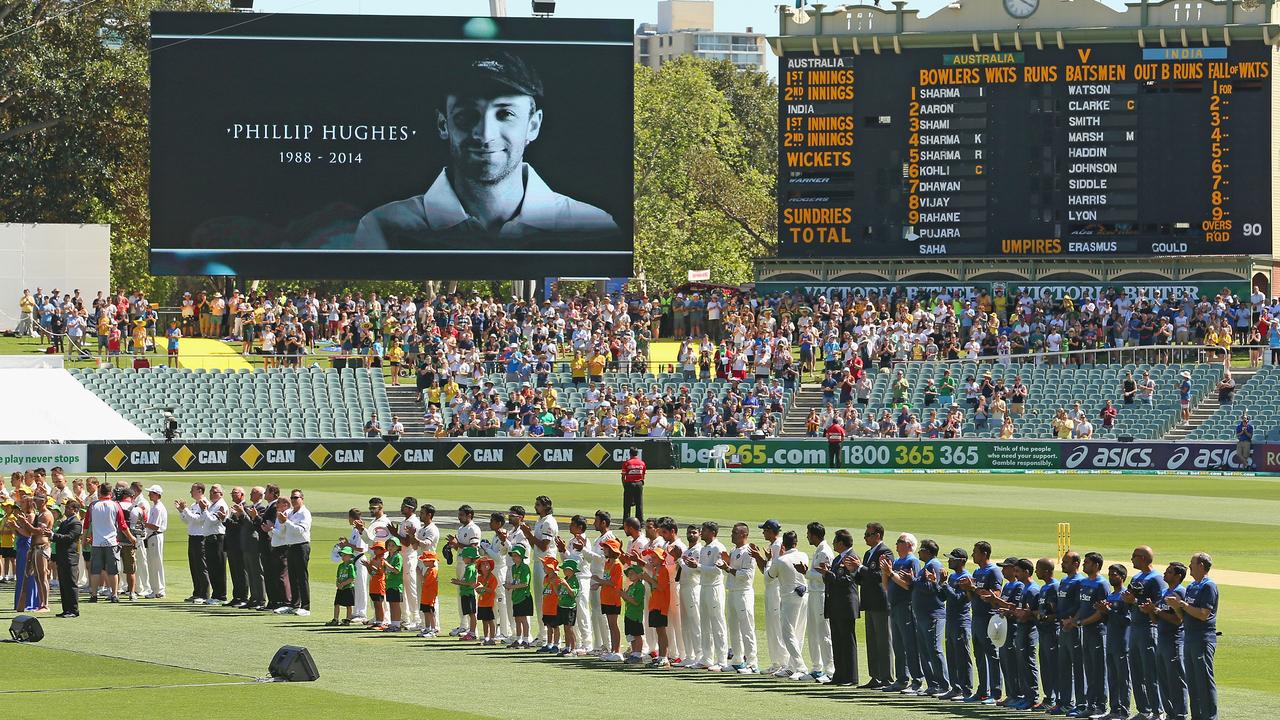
[777,44,1273,258]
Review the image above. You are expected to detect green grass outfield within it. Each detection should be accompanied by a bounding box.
[2,469,1277,719]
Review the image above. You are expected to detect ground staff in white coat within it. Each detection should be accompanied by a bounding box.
[518,497,558,645]
[720,522,758,673]
[414,505,439,632]
[397,497,423,630]
[481,512,512,640]
[583,511,615,654]
[805,522,836,682]
[143,485,167,598]
[697,521,730,670]
[448,505,482,636]
[769,530,811,681]
[676,524,702,666]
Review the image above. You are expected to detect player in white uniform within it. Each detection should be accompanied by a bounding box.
[518,496,558,645]
[558,514,594,654]
[697,521,730,671]
[676,523,703,667]
[643,518,667,655]
[621,517,649,653]
[397,497,423,631]
[769,530,810,680]
[750,519,785,673]
[362,497,393,625]
[414,504,440,635]
[479,512,512,641]
[448,505,482,636]
[501,506,531,640]
[580,510,616,655]
[719,522,758,673]
[804,522,836,682]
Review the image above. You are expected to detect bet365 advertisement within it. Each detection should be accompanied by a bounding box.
[149,12,633,279]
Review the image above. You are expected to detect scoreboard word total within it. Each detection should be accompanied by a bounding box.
[777,44,1273,258]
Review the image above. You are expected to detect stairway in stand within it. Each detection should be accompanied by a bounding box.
[385,385,427,437]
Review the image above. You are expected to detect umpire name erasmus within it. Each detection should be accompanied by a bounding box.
[355,50,617,249]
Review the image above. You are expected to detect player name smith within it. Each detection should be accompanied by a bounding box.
[227,124,413,141]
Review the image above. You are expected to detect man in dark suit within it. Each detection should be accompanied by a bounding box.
[822,528,862,686]
[849,521,894,688]
[51,498,83,618]
[223,486,249,607]
[240,486,267,610]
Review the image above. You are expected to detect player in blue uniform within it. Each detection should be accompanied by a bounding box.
[1101,563,1132,720]
[958,541,1003,704]
[1152,562,1189,720]
[1065,551,1110,718]
[1008,558,1040,710]
[940,547,974,701]
[1169,552,1218,720]
[883,533,925,694]
[1124,546,1168,720]
[1056,551,1087,715]
[991,557,1024,707]
[1033,557,1061,711]
[911,539,949,696]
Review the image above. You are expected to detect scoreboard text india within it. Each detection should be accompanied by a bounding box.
[778,43,1274,258]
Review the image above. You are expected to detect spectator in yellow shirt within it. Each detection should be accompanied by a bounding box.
[543,383,558,410]
[570,352,587,387]
[587,351,607,383]
[388,344,404,386]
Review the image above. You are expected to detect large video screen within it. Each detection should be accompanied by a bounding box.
[777,43,1274,258]
[150,12,633,279]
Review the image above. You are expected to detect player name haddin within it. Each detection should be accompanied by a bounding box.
[227,123,412,141]
[1068,147,1110,158]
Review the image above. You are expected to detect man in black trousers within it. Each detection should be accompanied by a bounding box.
[253,483,289,611]
[240,486,267,610]
[51,498,83,618]
[848,521,894,688]
[223,486,249,607]
[821,528,862,686]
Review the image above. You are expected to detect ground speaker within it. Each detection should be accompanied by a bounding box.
[268,645,319,682]
[9,614,43,643]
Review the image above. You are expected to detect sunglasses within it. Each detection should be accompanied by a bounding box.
[290,495,303,500]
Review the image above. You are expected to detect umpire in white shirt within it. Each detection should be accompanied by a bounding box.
[275,488,312,616]
[143,485,167,598]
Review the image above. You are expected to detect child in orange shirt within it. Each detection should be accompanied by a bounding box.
[362,543,388,630]
[417,550,439,638]
[475,556,499,645]
[540,556,562,653]
[592,538,625,660]
[643,547,673,668]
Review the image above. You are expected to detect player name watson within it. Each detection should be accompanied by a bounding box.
[227,124,412,141]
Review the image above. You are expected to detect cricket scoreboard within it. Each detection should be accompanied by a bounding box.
[777,43,1274,258]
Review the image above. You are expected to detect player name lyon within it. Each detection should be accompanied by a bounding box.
[227,124,413,141]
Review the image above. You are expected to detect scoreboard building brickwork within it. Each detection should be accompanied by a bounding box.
[762,0,1280,296]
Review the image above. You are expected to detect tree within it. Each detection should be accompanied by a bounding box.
[633,57,777,289]
[0,0,223,300]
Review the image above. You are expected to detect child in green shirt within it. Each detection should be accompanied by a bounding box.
[384,536,404,632]
[327,546,357,626]
[621,564,647,664]
[505,545,533,648]
[556,559,580,656]
[450,546,479,641]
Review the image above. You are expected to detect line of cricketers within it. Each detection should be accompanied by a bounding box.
[336,497,1219,720]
